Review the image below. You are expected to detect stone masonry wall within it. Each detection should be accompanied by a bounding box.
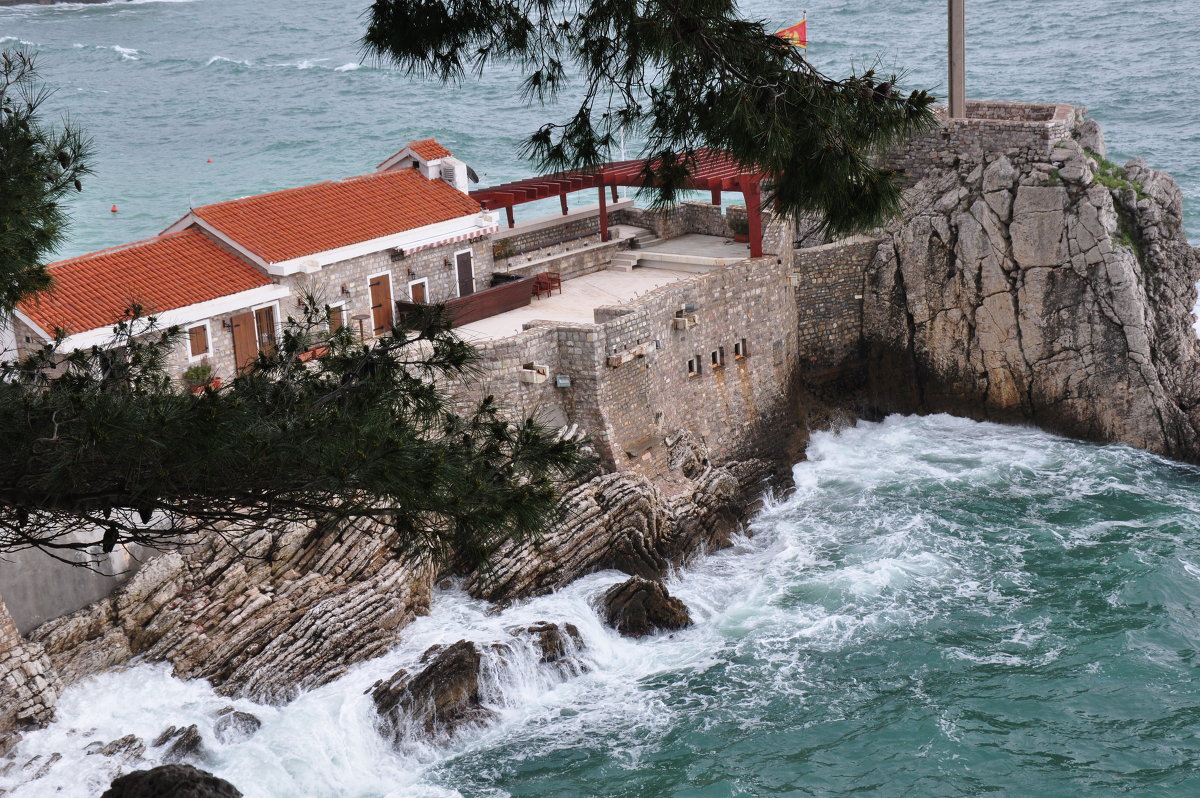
[446,254,801,476]
[891,100,1076,184]
[793,236,881,374]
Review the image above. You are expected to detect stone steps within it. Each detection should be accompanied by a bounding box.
[608,251,640,272]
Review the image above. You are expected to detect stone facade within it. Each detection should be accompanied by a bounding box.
[447,253,801,476]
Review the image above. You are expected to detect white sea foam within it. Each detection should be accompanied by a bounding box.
[205,55,252,68]
[335,62,362,72]
[109,45,139,60]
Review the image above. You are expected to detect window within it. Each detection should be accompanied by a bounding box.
[711,347,726,369]
[254,305,278,355]
[407,278,429,304]
[328,303,347,333]
[687,356,701,377]
[734,338,749,358]
[187,323,210,360]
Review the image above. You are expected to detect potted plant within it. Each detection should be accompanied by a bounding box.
[182,362,220,393]
[728,215,750,243]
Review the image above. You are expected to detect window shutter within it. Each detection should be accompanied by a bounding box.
[188,325,209,357]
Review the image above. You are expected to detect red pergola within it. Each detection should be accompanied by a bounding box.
[469,149,771,257]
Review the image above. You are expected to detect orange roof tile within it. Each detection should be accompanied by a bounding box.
[407,138,452,160]
[19,229,271,336]
[192,169,480,264]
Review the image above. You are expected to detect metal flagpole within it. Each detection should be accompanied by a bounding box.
[948,0,966,118]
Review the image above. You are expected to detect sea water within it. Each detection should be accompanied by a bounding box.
[3,1,1200,795]
[0,0,1197,257]
[4,415,1200,796]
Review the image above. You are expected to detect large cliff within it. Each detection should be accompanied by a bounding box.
[864,117,1200,461]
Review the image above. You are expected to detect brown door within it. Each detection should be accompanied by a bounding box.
[410,281,427,304]
[369,275,393,335]
[230,311,257,372]
[456,251,474,297]
[254,306,277,355]
[328,305,345,333]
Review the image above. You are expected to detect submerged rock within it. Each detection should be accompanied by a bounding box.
[370,640,493,742]
[85,733,145,762]
[213,708,261,745]
[507,621,583,665]
[100,763,242,798]
[155,724,205,764]
[602,576,693,638]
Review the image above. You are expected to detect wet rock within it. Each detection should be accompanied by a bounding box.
[602,576,693,638]
[100,763,242,798]
[508,621,583,665]
[86,733,145,762]
[370,640,493,742]
[155,724,205,764]
[213,708,261,745]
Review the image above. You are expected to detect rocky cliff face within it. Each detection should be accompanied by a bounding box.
[864,121,1200,461]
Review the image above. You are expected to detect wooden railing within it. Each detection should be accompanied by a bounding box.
[395,274,537,328]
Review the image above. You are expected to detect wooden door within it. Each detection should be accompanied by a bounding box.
[369,275,393,335]
[254,306,277,355]
[456,251,474,297]
[410,281,427,304]
[230,311,257,372]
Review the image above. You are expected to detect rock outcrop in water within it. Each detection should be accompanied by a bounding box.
[602,576,693,638]
[371,640,493,742]
[864,123,1200,461]
[100,764,243,798]
[0,431,768,748]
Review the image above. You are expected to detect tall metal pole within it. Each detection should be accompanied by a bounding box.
[948,0,966,119]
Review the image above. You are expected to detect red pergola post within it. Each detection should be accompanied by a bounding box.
[610,184,618,202]
[711,188,722,206]
[598,184,610,241]
[743,181,763,258]
[560,193,569,215]
[505,205,515,229]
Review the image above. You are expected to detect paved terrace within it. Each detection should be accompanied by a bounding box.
[456,233,751,341]
[455,267,694,340]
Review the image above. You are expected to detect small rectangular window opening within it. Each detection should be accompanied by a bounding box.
[687,357,701,377]
[734,338,749,358]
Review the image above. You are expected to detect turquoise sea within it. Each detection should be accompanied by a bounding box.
[2,2,1200,797]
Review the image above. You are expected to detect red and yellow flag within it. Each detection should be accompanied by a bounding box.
[776,18,807,49]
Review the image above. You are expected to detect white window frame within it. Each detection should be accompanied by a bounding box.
[251,301,282,350]
[453,248,474,298]
[185,320,212,362]
[406,277,430,303]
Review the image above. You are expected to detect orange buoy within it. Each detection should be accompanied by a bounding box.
[207,158,213,163]
[110,205,118,213]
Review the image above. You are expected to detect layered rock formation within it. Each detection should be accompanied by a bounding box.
[0,431,770,753]
[865,117,1200,460]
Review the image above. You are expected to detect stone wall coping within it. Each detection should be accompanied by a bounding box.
[500,238,625,275]
[796,235,883,257]
[933,100,1075,129]
[492,199,635,240]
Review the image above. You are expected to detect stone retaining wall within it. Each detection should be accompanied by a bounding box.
[891,100,1076,183]
[793,237,882,374]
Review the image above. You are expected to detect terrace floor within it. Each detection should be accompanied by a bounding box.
[636,233,752,267]
[455,266,696,341]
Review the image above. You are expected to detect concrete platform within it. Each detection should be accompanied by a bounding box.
[455,267,695,341]
[632,233,751,268]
